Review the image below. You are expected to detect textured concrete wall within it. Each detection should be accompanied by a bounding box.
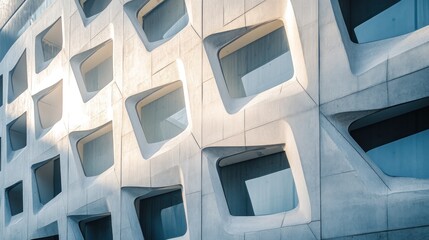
[0,0,427,239]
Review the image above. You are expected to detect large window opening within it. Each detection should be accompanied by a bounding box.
[77,124,114,177]
[350,98,429,179]
[36,18,62,73]
[138,0,188,43]
[137,81,188,143]
[219,20,293,98]
[34,156,62,205]
[218,150,298,216]
[339,0,429,43]
[79,215,113,240]
[6,181,23,216]
[135,188,187,240]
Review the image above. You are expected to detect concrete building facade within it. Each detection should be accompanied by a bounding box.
[0,0,428,239]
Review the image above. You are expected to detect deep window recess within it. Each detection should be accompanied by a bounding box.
[6,181,23,216]
[34,156,62,205]
[37,81,63,130]
[8,51,28,103]
[79,0,112,18]
[218,150,298,216]
[138,0,188,42]
[219,20,293,98]
[36,18,62,73]
[137,82,188,143]
[79,215,113,240]
[135,189,187,240]
[8,113,27,151]
[349,98,429,179]
[80,40,113,93]
[77,124,114,177]
[339,0,429,43]
[32,235,59,240]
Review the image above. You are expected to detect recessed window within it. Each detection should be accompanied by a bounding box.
[7,113,27,152]
[219,20,293,98]
[6,181,23,216]
[339,0,429,43]
[35,18,62,73]
[135,189,187,240]
[138,0,188,42]
[79,215,113,240]
[8,51,28,103]
[77,124,114,177]
[218,150,298,216]
[80,40,113,93]
[79,0,112,18]
[34,156,62,205]
[0,74,3,106]
[35,81,62,133]
[32,236,59,240]
[137,81,188,143]
[350,98,429,179]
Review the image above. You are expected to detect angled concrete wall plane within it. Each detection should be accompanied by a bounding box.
[0,0,428,239]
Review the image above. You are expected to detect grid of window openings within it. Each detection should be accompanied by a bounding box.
[0,0,426,239]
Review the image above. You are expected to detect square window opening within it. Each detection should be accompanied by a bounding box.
[77,124,114,177]
[338,0,429,44]
[349,97,429,179]
[8,51,28,103]
[80,40,113,93]
[138,0,189,43]
[219,20,294,98]
[8,113,27,152]
[135,188,187,240]
[6,181,23,216]
[34,156,62,205]
[79,215,113,240]
[217,150,298,216]
[137,81,188,143]
[36,81,63,130]
[79,0,112,18]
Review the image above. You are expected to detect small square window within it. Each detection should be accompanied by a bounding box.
[124,0,189,51]
[135,189,187,240]
[6,181,23,216]
[219,21,293,98]
[137,83,188,143]
[7,113,27,158]
[8,51,28,103]
[33,156,62,205]
[76,123,114,177]
[71,40,113,102]
[350,97,429,179]
[218,150,298,216]
[35,18,62,73]
[34,80,63,136]
[79,215,113,240]
[204,20,294,113]
[79,0,112,18]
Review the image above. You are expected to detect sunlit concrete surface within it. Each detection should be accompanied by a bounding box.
[0,0,428,239]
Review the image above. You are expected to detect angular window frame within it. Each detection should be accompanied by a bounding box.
[125,68,192,159]
[7,112,27,161]
[349,97,429,180]
[5,181,24,219]
[78,214,113,240]
[33,80,63,138]
[203,144,311,233]
[70,39,114,102]
[35,18,63,73]
[124,0,190,51]
[69,122,115,178]
[74,0,112,26]
[204,20,295,113]
[32,155,62,207]
[8,50,28,103]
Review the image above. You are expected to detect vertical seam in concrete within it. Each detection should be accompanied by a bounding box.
[201,0,205,236]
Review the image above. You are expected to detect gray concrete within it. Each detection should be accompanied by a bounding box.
[0,0,427,239]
